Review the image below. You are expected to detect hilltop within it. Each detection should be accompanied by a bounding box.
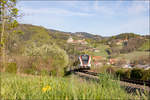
[4,24,150,75]
[0,23,149,87]
[6,24,149,56]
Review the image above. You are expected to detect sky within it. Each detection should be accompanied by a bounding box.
[16,0,149,36]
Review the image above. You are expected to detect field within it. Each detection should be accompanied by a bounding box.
[117,51,149,61]
[1,72,147,100]
[92,44,109,57]
[138,39,150,51]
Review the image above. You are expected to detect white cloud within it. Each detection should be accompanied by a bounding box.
[93,1,115,15]
[92,1,149,16]
[127,1,149,15]
[16,1,149,36]
[19,6,94,17]
[116,15,149,35]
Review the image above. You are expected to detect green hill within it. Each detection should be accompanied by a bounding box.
[110,33,141,40]
[138,39,150,51]
[6,24,104,54]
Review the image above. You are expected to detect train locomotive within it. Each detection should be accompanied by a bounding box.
[78,54,91,70]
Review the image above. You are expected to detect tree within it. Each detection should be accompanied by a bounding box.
[24,43,69,76]
[0,0,19,71]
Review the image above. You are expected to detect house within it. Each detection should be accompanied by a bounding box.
[67,37,88,44]
[79,39,88,45]
[116,38,128,46]
[93,48,100,52]
[122,64,132,69]
[116,40,124,45]
[92,56,106,67]
[93,62,103,67]
[109,58,118,65]
[145,67,150,70]
[135,64,150,70]
[93,56,103,61]
[67,37,74,43]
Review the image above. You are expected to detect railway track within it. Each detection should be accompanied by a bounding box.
[79,70,150,87]
[120,78,150,87]
[74,70,150,94]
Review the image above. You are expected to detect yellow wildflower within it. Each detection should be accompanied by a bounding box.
[42,85,51,92]
[42,87,47,92]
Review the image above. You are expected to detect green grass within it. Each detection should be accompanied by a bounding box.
[1,72,147,100]
[92,44,109,57]
[138,39,150,51]
[117,51,149,61]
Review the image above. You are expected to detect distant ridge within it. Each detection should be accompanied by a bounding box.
[18,24,148,41]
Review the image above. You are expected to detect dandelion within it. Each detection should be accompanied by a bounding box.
[42,85,51,92]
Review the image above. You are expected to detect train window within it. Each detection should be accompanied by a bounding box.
[81,55,89,61]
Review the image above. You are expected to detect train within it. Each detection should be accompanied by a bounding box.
[77,54,91,70]
[67,54,92,72]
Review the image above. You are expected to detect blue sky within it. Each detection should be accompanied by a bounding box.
[17,0,149,36]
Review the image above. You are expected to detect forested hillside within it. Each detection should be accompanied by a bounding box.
[3,23,150,76]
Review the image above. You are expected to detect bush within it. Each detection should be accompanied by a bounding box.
[24,43,69,76]
[115,69,125,79]
[23,63,38,75]
[115,59,126,66]
[106,67,115,74]
[115,68,149,81]
[121,38,145,53]
[40,69,50,76]
[5,63,17,73]
[130,68,144,80]
[142,69,150,81]
[124,70,131,79]
[131,55,150,65]
[115,69,131,79]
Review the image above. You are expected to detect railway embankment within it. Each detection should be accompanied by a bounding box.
[73,70,150,95]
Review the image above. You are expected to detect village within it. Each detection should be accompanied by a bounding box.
[67,37,150,70]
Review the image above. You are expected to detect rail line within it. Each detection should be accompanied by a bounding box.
[74,70,150,94]
[120,78,150,86]
[79,70,150,87]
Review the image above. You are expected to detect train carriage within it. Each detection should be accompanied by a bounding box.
[78,54,91,70]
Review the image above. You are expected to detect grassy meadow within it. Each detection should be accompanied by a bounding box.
[92,44,109,58]
[1,72,149,100]
[117,51,149,61]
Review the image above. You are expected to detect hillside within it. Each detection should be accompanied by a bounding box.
[6,24,149,56]
[11,24,103,46]
[6,24,105,55]
[73,32,103,40]
[5,24,150,68]
[1,23,149,82]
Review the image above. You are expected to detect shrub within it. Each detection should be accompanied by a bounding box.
[124,69,131,79]
[131,55,150,65]
[5,63,17,73]
[23,63,38,75]
[115,69,131,79]
[40,69,50,76]
[115,59,126,66]
[24,43,69,76]
[130,68,144,80]
[106,67,115,75]
[142,69,150,81]
[115,69,125,79]
[121,38,145,53]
